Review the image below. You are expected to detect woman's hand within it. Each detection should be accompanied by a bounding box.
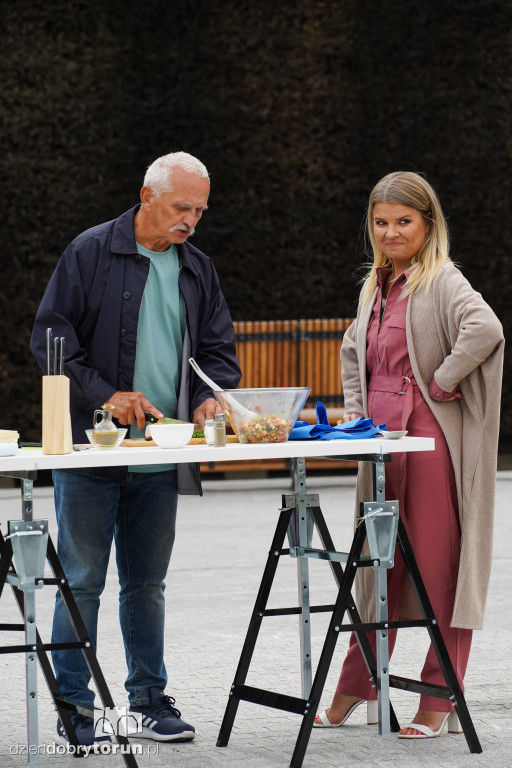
[430,375,463,402]
[436,390,463,402]
[338,412,364,424]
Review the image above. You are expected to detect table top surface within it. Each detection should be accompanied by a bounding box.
[0,436,435,473]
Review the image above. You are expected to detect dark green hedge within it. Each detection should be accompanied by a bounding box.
[2,0,511,442]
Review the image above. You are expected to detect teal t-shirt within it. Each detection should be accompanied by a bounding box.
[129,243,186,472]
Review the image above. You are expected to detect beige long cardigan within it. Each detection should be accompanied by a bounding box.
[341,262,505,629]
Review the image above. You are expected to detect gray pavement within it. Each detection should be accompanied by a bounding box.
[0,470,510,768]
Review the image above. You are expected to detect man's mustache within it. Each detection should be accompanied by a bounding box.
[169,224,195,236]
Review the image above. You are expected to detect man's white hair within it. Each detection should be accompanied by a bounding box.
[143,152,209,196]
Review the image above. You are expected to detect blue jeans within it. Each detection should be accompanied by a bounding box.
[51,469,178,707]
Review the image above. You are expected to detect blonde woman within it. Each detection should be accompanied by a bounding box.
[314,172,504,739]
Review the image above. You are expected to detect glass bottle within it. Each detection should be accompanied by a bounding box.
[92,403,119,446]
[213,413,226,447]
[204,419,216,446]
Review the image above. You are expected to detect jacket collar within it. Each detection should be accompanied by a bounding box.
[111,205,140,254]
[178,243,200,276]
[111,204,200,276]
[376,265,411,288]
[376,266,392,287]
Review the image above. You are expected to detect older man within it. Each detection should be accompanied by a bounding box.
[30,152,241,748]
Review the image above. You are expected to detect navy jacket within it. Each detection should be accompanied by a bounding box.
[30,205,241,492]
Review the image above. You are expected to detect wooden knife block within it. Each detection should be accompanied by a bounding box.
[42,375,73,455]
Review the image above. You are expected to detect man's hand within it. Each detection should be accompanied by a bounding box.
[193,397,222,429]
[104,392,163,430]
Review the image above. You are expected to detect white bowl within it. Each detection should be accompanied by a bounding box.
[0,442,19,457]
[149,422,195,448]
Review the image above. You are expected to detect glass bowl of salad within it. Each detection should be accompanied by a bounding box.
[214,387,310,443]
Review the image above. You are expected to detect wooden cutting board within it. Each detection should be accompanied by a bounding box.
[122,435,239,447]
[121,438,158,447]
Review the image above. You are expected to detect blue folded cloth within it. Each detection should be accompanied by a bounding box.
[289,402,386,441]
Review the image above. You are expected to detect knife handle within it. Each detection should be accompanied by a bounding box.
[53,336,60,375]
[59,337,65,374]
[46,328,53,376]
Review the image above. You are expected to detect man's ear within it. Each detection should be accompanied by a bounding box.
[140,186,154,207]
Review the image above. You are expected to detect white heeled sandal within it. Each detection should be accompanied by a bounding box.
[314,699,378,728]
[366,699,378,724]
[398,711,462,739]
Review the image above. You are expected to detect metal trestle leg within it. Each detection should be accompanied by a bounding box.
[216,454,482,768]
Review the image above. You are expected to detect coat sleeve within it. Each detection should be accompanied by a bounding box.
[184,258,241,414]
[340,316,365,416]
[30,245,117,410]
[431,267,504,394]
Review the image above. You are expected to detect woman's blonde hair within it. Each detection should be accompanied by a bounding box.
[360,171,451,307]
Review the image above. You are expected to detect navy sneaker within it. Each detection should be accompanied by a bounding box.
[129,687,195,742]
[56,712,112,751]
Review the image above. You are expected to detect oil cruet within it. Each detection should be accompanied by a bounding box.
[92,403,119,446]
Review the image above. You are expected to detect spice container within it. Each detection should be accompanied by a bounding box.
[213,413,226,446]
[204,419,216,446]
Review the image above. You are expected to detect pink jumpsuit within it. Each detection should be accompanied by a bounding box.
[336,270,472,712]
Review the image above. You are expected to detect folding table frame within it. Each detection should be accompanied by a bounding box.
[0,469,138,766]
[217,452,482,767]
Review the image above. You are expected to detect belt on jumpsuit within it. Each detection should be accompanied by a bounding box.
[367,374,419,430]
[367,374,420,503]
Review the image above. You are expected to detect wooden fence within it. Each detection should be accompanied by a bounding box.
[234,318,354,408]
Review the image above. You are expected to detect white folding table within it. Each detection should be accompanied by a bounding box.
[0,437,481,765]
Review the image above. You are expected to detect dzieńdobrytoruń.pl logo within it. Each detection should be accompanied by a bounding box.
[10,742,159,757]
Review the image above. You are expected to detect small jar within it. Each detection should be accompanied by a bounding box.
[204,419,216,446]
[213,413,226,447]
